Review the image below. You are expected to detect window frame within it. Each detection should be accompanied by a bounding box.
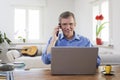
[13,6,44,43]
[92,0,111,45]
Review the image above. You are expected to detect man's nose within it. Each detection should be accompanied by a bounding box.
[65,24,71,28]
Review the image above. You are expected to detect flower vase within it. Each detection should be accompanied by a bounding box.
[96,38,103,45]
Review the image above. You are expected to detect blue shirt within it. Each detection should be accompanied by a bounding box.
[42,32,101,67]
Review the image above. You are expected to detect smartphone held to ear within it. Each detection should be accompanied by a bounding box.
[56,31,59,37]
[56,23,61,36]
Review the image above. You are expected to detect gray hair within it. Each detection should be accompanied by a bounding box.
[59,11,76,23]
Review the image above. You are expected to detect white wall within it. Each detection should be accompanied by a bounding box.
[74,0,93,40]
[43,0,75,42]
[0,0,13,39]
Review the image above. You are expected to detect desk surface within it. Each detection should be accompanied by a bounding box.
[13,65,120,80]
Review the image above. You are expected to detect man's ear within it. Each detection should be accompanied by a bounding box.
[58,23,61,28]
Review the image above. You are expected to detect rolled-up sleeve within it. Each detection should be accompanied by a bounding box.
[97,56,101,67]
[42,52,51,64]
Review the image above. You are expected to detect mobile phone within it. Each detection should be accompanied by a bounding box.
[56,23,61,36]
[56,31,59,37]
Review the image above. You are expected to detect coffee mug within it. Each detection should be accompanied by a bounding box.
[104,65,112,74]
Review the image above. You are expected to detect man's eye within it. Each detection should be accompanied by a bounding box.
[70,23,74,26]
[62,23,67,26]
[61,23,74,26]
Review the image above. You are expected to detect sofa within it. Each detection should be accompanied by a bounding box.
[6,44,50,69]
[7,44,120,69]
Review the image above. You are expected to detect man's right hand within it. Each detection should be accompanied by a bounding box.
[51,26,60,42]
[46,26,60,54]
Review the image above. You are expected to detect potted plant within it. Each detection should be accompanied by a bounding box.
[95,14,108,45]
[0,31,11,52]
[18,36,26,43]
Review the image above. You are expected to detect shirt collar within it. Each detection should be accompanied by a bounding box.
[59,33,64,40]
[59,31,80,40]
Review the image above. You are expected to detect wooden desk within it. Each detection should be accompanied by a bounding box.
[13,65,120,80]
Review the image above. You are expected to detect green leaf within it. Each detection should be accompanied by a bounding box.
[96,22,108,37]
[0,31,11,44]
[0,31,4,44]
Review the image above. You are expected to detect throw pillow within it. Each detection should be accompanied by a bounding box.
[9,50,21,59]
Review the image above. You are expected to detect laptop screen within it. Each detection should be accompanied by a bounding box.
[51,47,98,74]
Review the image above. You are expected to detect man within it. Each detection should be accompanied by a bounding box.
[42,11,101,67]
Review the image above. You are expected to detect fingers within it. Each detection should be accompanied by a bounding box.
[51,26,60,42]
[54,26,60,36]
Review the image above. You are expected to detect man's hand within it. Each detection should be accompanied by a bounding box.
[51,26,60,42]
[47,26,60,54]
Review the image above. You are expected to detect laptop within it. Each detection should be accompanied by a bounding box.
[51,47,98,75]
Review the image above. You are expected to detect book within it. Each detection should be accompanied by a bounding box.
[0,75,6,80]
[0,72,7,80]
[0,76,6,80]
[0,71,14,80]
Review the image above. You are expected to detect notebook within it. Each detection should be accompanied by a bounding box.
[51,47,98,75]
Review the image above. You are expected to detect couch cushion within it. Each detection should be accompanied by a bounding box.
[8,50,21,59]
[15,56,50,69]
[36,46,42,56]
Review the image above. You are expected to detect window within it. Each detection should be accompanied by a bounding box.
[14,6,44,43]
[92,0,109,44]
